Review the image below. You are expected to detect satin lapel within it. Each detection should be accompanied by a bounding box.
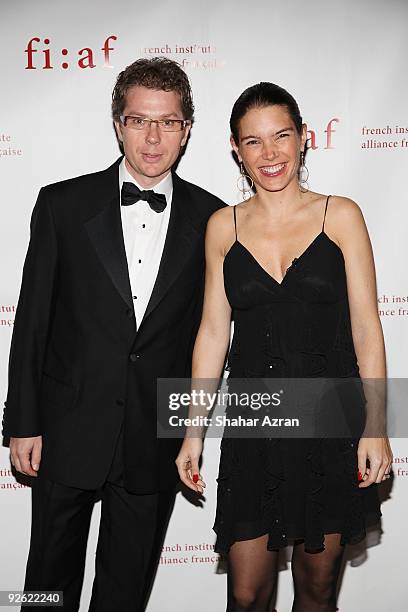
[84,169,133,311]
[140,174,201,326]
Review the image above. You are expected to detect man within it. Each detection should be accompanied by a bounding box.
[2,57,225,611]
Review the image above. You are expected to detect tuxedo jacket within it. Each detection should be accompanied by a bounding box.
[2,157,226,493]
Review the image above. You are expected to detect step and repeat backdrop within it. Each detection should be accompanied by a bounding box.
[1,0,407,610]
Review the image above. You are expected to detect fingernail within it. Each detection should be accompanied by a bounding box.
[33,464,39,471]
[357,470,363,482]
[192,474,199,483]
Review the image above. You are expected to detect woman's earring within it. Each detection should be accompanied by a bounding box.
[299,151,309,192]
[237,162,254,201]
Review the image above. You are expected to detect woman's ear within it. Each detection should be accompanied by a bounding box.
[230,134,242,163]
[300,123,307,152]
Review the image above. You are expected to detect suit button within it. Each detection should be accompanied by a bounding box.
[116,399,124,406]
[129,353,140,362]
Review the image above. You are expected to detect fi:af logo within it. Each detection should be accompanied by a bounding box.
[24,35,117,70]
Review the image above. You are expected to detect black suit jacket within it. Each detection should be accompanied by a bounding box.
[2,157,226,493]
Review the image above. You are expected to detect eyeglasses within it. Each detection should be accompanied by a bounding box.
[119,115,191,132]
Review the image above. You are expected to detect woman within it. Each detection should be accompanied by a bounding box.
[176,82,392,612]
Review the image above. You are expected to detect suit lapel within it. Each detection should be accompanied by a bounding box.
[140,173,201,326]
[84,163,202,326]
[84,160,134,310]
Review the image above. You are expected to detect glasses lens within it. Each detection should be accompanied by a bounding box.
[123,117,187,131]
[160,120,185,132]
[125,117,146,130]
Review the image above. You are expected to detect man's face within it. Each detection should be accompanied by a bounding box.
[115,86,191,188]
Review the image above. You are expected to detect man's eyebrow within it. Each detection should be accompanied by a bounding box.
[159,113,183,119]
[240,127,294,142]
[125,112,181,118]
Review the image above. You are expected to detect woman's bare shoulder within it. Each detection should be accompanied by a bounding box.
[323,195,368,249]
[326,194,365,225]
[207,204,236,235]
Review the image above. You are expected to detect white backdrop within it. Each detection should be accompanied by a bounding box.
[1,1,407,610]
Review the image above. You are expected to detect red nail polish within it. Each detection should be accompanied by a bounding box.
[192,474,199,483]
[357,470,363,482]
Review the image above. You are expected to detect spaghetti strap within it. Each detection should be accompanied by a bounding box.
[233,205,238,241]
[322,195,331,232]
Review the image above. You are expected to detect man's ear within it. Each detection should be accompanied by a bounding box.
[180,123,192,147]
[114,121,123,144]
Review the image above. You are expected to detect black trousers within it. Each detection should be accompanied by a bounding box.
[23,429,176,612]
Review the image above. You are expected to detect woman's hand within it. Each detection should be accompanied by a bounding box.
[174,208,233,496]
[175,437,206,494]
[357,436,393,488]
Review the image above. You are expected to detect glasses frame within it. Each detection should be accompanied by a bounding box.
[119,115,191,132]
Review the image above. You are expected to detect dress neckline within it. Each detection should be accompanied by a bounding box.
[224,231,342,287]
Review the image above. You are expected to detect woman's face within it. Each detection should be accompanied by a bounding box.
[232,104,306,194]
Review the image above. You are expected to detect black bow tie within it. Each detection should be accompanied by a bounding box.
[121,181,167,213]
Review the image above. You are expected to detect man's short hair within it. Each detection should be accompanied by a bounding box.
[112,57,194,121]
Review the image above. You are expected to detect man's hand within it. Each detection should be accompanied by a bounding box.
[10,436,42,477]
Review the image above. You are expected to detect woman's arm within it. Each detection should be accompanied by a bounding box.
[191,210,233,379]
[176,207,234,493]
[328,196,393,487]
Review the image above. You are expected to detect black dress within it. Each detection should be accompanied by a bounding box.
[213,197,382,554]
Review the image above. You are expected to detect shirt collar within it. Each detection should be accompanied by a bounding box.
[119,157,173,203]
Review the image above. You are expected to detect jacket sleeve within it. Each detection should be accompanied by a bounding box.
[2,187,58,437]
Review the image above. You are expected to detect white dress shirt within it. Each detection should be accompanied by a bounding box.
[119,158,173,328]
